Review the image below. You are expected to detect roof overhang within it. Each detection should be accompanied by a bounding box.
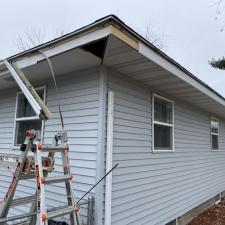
[0,15,224,119]
[104,35,225,119]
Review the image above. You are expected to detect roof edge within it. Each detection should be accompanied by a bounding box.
[4,14,225,103]
[6,15,115,61]
[106,15,225,103]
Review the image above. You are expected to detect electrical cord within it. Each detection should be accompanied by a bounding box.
[39,51,64,130]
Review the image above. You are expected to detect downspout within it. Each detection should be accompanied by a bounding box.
[104,91,114,225]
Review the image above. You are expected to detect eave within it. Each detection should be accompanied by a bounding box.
[0,15,224,119]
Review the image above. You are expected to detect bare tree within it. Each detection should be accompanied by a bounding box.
[53,27,67,38]
[14,21,164,52]
[14,27,67,52]
[209,0,225,70]
[144,22,165,50]
[114,12,164,48]
[212,0,225,31]
[213,0,224,19]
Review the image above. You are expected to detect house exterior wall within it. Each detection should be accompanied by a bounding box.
[0,68,103,225]
[1,65,225,225]
[107,69,225,225]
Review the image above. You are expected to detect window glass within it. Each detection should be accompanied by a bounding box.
[14,88,44,145]
[15,120,42,145]
[17,90,44,118]
[154,124,172,149]
[211,118,219,134]
[210,117,219,150]
[154,97,172,124]
[153,95,174,151]
[212,134,219,150]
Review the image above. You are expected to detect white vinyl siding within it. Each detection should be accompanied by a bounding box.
[0,68,101,224]
[107,70,225,225]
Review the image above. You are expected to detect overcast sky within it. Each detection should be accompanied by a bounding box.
[1,0,225,95]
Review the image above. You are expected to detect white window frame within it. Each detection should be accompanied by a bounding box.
[152,93,174,153]
[12,86,46,148]
[210,116,220,151]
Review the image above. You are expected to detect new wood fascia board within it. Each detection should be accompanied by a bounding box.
[110,25,139,51]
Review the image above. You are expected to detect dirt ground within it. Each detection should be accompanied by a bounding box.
[188,198,225,225]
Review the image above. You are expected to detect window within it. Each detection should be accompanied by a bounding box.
[14,87,45,146]
[153,94,174,151]
[210,117,219,151]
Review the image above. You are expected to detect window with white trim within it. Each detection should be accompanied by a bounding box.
[210,117,219,151]
[14,87,45,146]
[153,94,174,151]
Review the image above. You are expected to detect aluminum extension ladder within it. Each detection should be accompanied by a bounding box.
[0,130,79,225]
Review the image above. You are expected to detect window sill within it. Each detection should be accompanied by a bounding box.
[211,149,220,152]
[152,149,175,153]
[12,146,20,150]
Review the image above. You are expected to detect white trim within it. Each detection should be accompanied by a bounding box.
[13,86,46,147]
[8,26,111,70]
[154,121,174,127]
[104,91,114,225]
[15,117,40,121]
[152,93,174,152]
[4,60,42,117]
[95,66,107,225]
[139,42,225,107]
[210,116,220,151]
[153,93,174,103]
[153,149,175,153]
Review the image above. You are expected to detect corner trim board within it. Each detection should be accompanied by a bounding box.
[104,91,114,225]
[95,66,107,225]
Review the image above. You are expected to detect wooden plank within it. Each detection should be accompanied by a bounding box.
[111,25,139,51]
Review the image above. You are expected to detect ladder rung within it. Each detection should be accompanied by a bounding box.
[11,195,36,206]
[7,220,29,225]
[0,212,36,223]
[46,206,75,220]
[38,145,69,152]
[0,153,19,172]
[42,174,73,184]
[19,173,36,180]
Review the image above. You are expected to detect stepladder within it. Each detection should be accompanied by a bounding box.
[0,130,80,225]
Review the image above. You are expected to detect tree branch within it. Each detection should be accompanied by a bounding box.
[14,27,67,52]
[144,22,164,50]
